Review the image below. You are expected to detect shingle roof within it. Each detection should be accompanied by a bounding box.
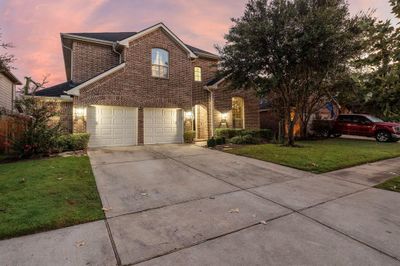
[206,76,224,86]
[67,32,137,42]
[0,69,22,85]
[34,82,76,97]
[66,32,219,58]
[185,44,218,58]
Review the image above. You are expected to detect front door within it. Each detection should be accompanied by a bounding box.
[195,105,208,140]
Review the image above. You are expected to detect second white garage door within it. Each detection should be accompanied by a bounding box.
[144,108,183,144]
[87,106,138,147]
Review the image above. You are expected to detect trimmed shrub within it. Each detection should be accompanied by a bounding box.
[214,128,244,139]
[230,134,260,145]
[215,136,226,145]
[259,129,273,140]
[184,131,196,143]
[57,133,90,151]
[215,128,273,141]
[207,137,217,148]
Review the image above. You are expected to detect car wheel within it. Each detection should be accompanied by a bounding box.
[320,129,330,138]
[376,131,392,142]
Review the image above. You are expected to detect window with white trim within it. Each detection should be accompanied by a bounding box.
[194,67,202,82]
[152,48,169,78]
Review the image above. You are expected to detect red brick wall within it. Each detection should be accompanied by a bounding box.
[213,81,260,130]
[75,29,193,110]
[191,58,218,138]
[72,41,119,83]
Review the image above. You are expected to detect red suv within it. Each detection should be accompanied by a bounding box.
[333,114,400,142]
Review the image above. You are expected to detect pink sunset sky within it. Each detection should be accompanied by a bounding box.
[0,0,398,87]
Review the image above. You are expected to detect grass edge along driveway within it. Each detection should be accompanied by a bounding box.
[226,139,400,174]
[0,155,104,240]
[375,176,400,193]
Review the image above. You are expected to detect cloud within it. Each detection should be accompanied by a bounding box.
[0,0,396,87]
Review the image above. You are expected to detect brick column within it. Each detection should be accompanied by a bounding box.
[138,107,144,145]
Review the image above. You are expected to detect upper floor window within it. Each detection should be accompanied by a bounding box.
[194,67,202,82]
[152,48,169,78]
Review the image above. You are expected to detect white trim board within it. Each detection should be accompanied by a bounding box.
[65,63,126,96]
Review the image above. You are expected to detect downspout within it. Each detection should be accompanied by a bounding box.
[113,42,123,64]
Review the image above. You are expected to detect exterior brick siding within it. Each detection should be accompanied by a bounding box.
[72,41,119,84]
[68,28,260,143]
[75,29,193,112]
[213,81,260,130]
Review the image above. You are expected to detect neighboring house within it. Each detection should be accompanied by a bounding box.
[259,97,343,137]
[35,23,260,147]
[0,69,22,112]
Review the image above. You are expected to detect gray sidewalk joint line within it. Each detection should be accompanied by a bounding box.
[91,157,167,167]
[106,188,242,220]
[300,212,400,262]
[104,219,122,266]
[125,211,294,266]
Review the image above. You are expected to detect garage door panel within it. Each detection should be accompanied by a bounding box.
[87,106,138,147]
[144,108,183,144]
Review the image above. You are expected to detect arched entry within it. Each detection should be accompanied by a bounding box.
[194,104,208,140]
[232,97,245,129]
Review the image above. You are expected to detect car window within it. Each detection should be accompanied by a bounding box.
[358,116,371,124]
[338,115,353,122]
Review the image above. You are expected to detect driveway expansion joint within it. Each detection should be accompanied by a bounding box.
[104,219,122,266]
[124,211,294,266]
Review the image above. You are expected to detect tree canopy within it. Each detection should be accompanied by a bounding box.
[0,30,14,71]
[218,0,366,145]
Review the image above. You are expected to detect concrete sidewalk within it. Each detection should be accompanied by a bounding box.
[1,145,399,266]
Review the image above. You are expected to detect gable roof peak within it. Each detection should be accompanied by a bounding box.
[61,22,219,59]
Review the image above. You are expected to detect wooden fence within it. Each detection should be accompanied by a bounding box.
[0,115,28,154]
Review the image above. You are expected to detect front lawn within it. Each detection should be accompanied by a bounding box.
[226,139,400,173]
[0,156,104,240]
[375,176,400,193]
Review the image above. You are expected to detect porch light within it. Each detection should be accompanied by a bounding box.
[74,107,86,118]
[184,111,193,119]
[221,113,228,120]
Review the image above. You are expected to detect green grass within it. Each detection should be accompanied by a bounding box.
[375,176,400,193]
[0,156,104,240]
[226,139,400,173]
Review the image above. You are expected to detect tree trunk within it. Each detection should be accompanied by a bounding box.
[300,117,310,139]
[285,108,296,146]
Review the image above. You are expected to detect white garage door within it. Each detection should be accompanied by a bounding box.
[144,108,183,144]
[87,106,138,147]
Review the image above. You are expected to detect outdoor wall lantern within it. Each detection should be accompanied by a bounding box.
[221,113,228,120]
[184,111,193,119]
[74,107,87,119]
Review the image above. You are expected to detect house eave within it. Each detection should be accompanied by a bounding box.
[61,33,115,46]
[118,23,198,59]
[0,70,22,85]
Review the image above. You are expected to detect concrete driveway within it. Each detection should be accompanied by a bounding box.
[1,144,400,266]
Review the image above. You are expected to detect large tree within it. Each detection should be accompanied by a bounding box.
[218,0,366,145]
[343,1,400,119]
[390,0,400,17]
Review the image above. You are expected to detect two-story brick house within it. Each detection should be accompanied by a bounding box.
[36,23,260,147]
